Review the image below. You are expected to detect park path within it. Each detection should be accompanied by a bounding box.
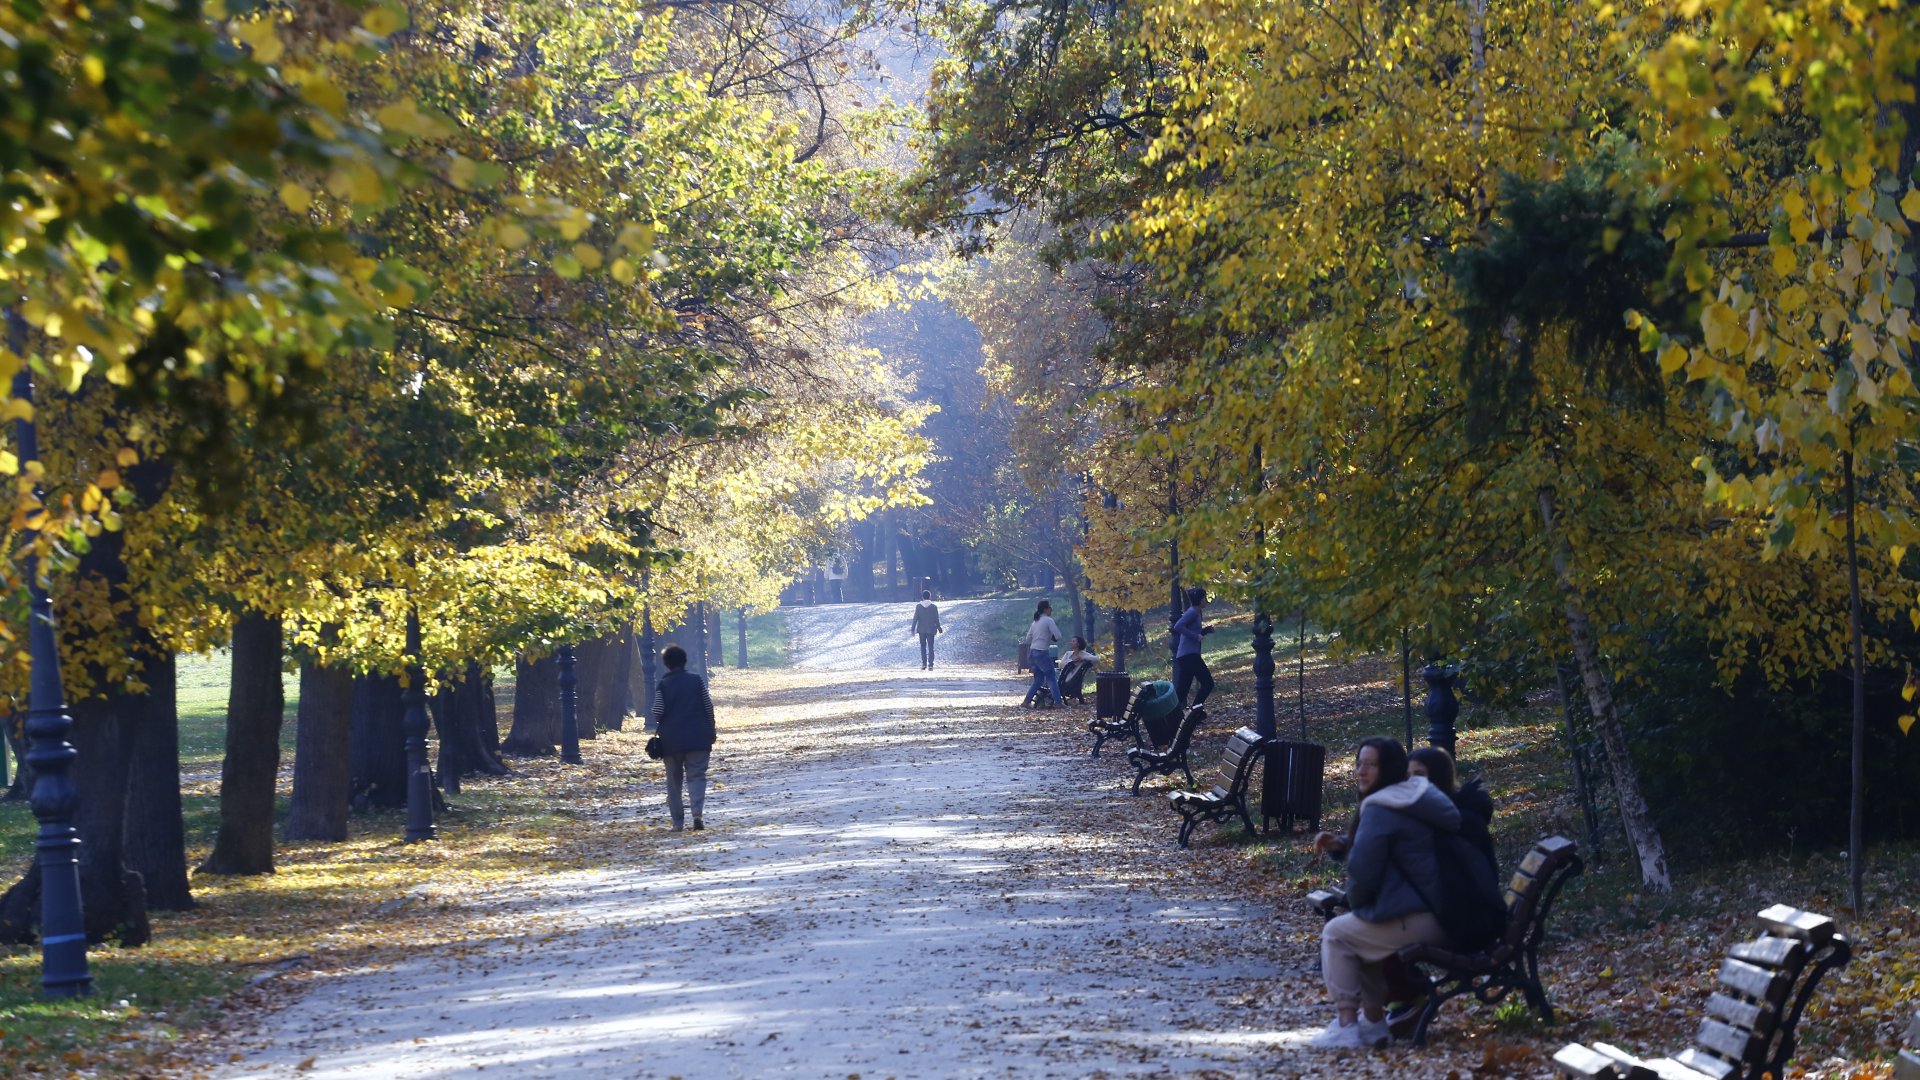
[209,600,1344,1079]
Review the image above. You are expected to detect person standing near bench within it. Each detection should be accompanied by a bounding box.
[911,590,943,670]
[1171,586,1215,709]
[1022,600,1063,707]
[651,644,716,832]
[1312,736,1457,1050]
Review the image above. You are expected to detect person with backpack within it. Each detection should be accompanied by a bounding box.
[1409,745,1498,879]
[910,591,944,670]
[1311,736,1460,1050]
[651,644,716,832]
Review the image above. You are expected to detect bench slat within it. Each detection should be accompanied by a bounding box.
[1703,991,1771,1034]
[1693,1018,1761,1062]
[1728,934,1803,971]
[1718,957,1791,1007]
[1517,849,1550,877]
[1554,1043,1633,1078]
[1669,1048,1741,1080]
[1756,904,1835,945]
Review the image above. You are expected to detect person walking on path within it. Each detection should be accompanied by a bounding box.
[651,644,716,832]
[1171,586,1215,708]
[1022,600,1063,707]
[911,591,944,669]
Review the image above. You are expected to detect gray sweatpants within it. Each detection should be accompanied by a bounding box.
[664,750,711,827]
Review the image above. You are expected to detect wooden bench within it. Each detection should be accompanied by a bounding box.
[1395,834,1584,1045]
[1552,904,1852,1080]
[1125,706,1206,795]
[1088,682,1154,757]
[1166,727,1266,847]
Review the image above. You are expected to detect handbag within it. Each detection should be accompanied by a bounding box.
[645,735,664,760]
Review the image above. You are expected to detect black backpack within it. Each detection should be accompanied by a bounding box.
[1406,827,1508,954]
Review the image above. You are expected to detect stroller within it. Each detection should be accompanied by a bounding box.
[1058,657,1096,704]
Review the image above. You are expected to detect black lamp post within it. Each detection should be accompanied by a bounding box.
[557,644,582,765]
[402,608,436,842]
[10,316,92,998]
[1252,612,1276,739]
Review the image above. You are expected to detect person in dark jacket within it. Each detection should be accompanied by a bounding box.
[651,644,716,832]
[1410,745,1498,879]
[1312,736,1459,1050]
[910,591,943,670]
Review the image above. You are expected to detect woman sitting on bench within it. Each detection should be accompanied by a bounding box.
[1309,736,1458,1050]
[1057,637,1099,704]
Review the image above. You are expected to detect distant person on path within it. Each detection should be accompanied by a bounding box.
[1310,736,1457,1050]
[1171,586,1215,708]
[1021,600,1063,707]
[1058,636,1099,704]
[911,591,944,670]
[651,644,716,832]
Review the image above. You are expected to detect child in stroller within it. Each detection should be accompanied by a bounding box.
[1057,637,1101,705]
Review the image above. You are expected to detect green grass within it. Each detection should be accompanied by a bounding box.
[742,607,790,669]
[0,955,242,1071]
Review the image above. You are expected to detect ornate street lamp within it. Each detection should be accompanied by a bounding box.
[402,608,436,842]
[10,310,92,997]
[557,643,582,765]
[1252,612,1276,739]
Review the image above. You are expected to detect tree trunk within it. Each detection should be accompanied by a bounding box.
[582,635,627,733]
[123,649,192,910]
[1539,489,1672,891]
[349,674,407,808]
[430,686,462,796]
[706,605,724,669]
[285,659,353,841]
[70,695,149,944]
[452,662,511,776]
[1844,449,1866,912]
[3,711,31,801]
[851,520,876,601]
[501,654,558,756]
[200,613,286,875]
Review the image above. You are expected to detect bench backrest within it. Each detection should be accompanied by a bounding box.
[1208,728,1266,797]
[1673,905,1850,1080]
[1166,706,1207,758]
[1493,835,1582,958]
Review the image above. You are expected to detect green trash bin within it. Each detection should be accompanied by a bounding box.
[1136,679,1180,746]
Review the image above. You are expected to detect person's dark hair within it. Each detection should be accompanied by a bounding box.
[1356,735,1409,797]
[1033,600,1051,621]
[922,590,932,600]
[662,644,688,671]
[1409,746,1457,793]
[1185,585,1207,607]
[1071,635,1086,651]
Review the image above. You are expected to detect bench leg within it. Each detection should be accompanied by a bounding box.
[1131,769,1147,796]
[1090,729,1107,757]
[1237,801,1258,837]
[1177,814,1195,848]
[1409,979,1472,1047]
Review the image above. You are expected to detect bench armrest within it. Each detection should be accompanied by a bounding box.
[1306,888,1348,918]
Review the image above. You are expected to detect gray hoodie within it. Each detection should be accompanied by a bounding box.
[1344,775,1462,924]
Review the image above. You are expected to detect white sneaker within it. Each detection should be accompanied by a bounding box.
[1309,1017,1389,1050]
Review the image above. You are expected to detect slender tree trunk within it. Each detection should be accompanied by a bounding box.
[3,712,31,801]
[1844,450,1866,912]
[123,650,192,910]
[706,606,724,669]
[501,654,559,756]
[736,609,748,669]
[1540,489,1671,891]
[285,659,353,841]
[349,674,407,808]
[430,685,462,795]
[445,662,511,777]
[201,613,286,875]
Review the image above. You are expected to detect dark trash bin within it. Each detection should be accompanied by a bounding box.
[1262,740,1325,833]
[1095,672,1132,722]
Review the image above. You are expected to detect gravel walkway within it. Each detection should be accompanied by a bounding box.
[208,600,1368,1079]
